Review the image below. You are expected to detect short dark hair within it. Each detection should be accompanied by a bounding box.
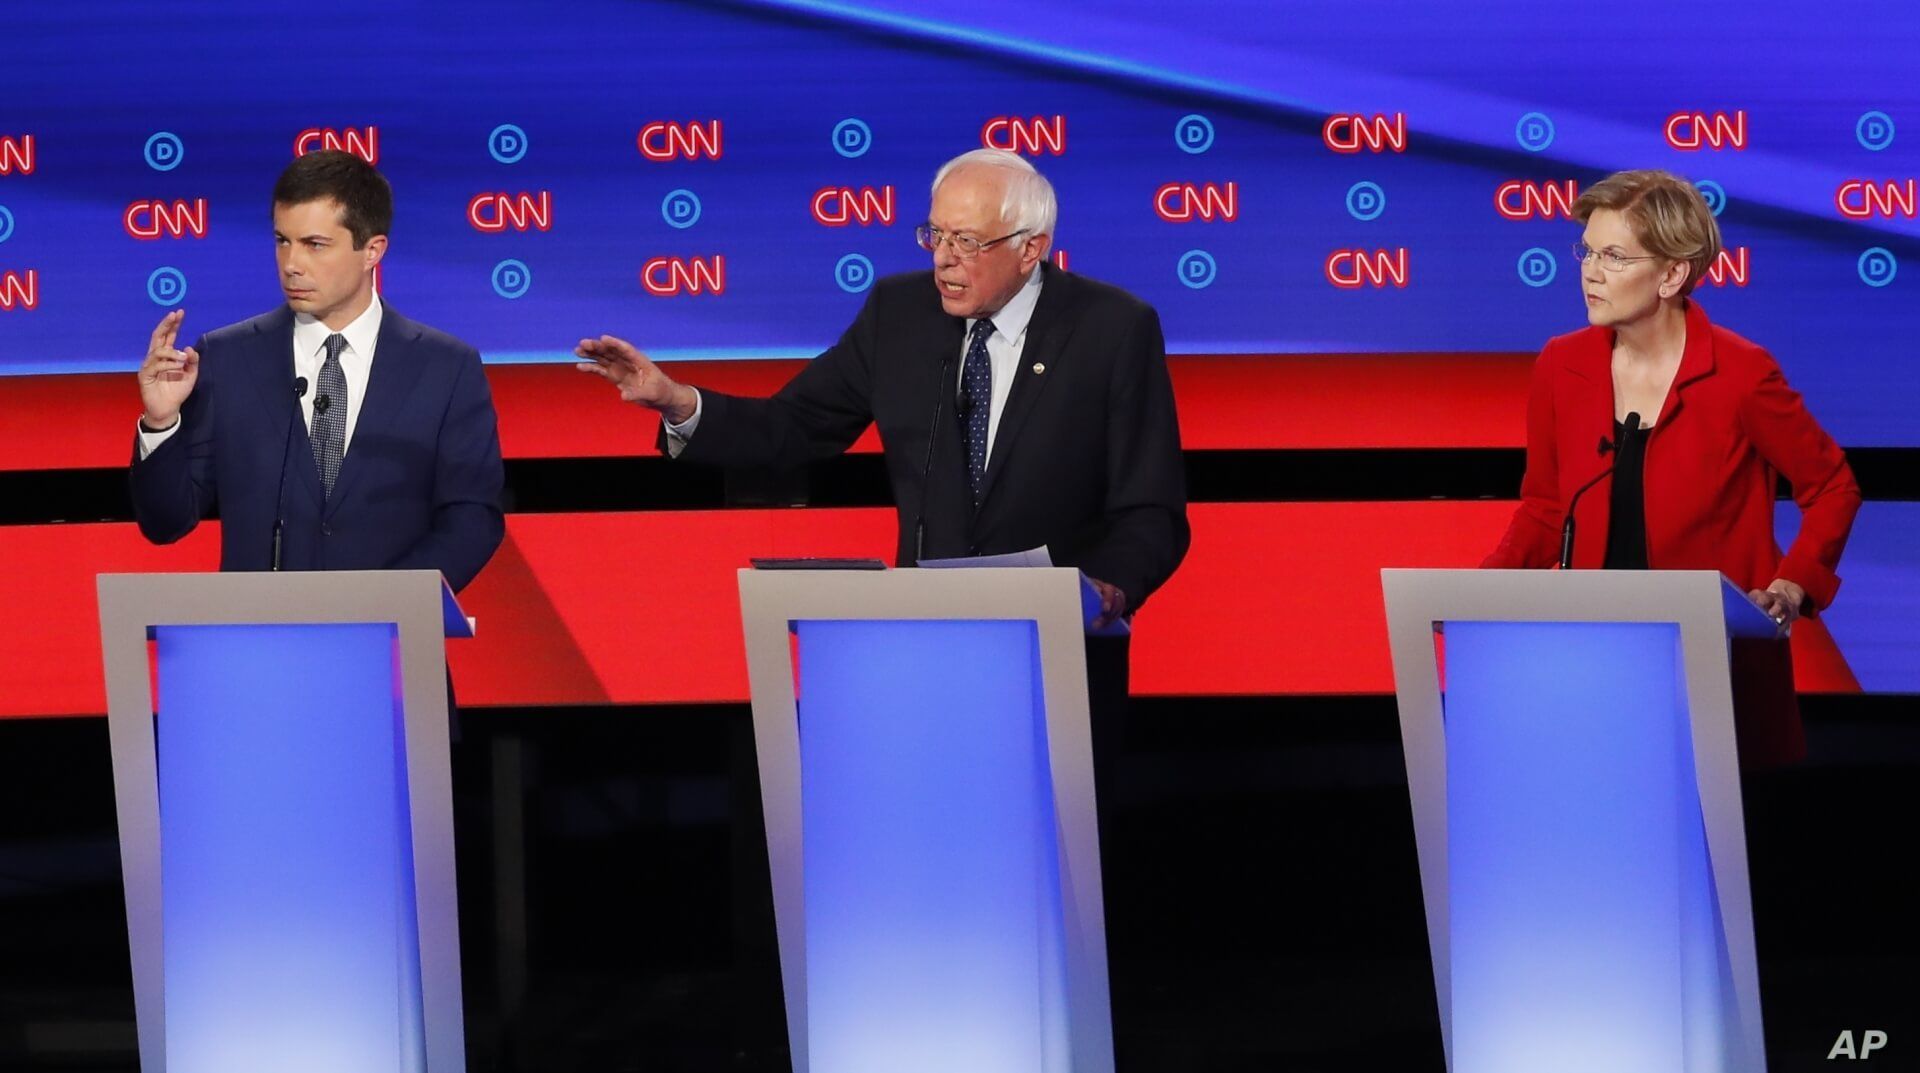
[272,150,393,249]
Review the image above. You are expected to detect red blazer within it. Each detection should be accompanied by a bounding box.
[1485,301,1863,763]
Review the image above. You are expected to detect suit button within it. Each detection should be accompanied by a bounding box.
[968,544,980,555]
[321,524,332,536]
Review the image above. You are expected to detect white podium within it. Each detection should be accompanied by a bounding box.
[97,570,472,1073]
[737,566,1114,1073]
[1382,569,1779,1073]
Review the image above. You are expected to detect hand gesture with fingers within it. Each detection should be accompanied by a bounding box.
[137,309,199,429]
[575,334,699,424]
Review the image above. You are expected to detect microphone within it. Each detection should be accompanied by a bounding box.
[271,377,310,571]
[912,347,961,563]
[1559,411,1638,570]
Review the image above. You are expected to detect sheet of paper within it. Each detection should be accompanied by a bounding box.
[918,546,1054,570]
[918,547,1129,636]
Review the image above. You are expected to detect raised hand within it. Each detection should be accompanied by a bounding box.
[137,309,199,429]
[574,335,698,424]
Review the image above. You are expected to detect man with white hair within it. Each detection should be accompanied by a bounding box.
[584,152,1187,1060]
[577,149,1189,635]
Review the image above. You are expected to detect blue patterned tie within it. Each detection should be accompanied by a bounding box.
[313,333,348,498]
[961,318,994,503]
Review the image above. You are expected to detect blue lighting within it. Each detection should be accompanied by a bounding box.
[155,623,426,1073]
[795,618,1071,1072]
[1444,621,1735,1072]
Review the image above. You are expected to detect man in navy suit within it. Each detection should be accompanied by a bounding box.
[131,150,504,591]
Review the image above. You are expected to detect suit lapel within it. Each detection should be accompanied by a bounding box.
[977,265,1074,507]
[323,306,428,518]
[1559,325,1615,473]
[1655,299,1717,430]
[242,307,326,509]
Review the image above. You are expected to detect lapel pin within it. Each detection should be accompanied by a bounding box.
[1032,362,1046,375]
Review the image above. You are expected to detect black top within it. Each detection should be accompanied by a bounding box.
[1603,418,1649,570]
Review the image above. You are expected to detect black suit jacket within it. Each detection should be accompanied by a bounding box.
[130,304,506,591]
[668,263,1189,612]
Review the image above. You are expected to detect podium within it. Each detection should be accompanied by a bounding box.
[96,570,473,1073]
[737,566,1114,1073]
[1381,569,1780,1073]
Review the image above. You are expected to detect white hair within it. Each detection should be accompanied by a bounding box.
[930,148,1058,236]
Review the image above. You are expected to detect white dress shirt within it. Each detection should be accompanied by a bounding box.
[664,267,1044,469]
[957,265,1042,465]
[138,295,384,458]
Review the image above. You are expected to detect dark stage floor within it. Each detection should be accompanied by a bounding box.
[2,694,1915,1071]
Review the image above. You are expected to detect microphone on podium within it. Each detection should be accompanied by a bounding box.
[911,351,960,563]
[271,378,310,571]
[1559,411,1638,570]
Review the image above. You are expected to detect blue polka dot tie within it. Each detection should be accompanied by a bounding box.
[313,333,348,499]
[962,318,994,504]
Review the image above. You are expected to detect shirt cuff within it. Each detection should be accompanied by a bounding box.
[662,390,702,459]
[136,416,182,460]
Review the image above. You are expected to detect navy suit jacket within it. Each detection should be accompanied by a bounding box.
[668,263,1189,613]
[130,304,505,591]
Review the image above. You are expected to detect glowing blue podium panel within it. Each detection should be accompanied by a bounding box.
[154,623,423,1073]
[738,568,1112,1073]
[1382,570,1778,1073]
[98,571,471,1073]
[798,619,1067,1072]
[1446,621,1722,1072]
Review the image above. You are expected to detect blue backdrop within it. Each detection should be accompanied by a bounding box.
[1,0,1916,444]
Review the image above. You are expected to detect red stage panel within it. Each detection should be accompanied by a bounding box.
[3,525,221,718]
[1167,355,1531,450]
[448,510,899,706]
[1133,502,1510,694]
[366,504,1529,704]
[0,502,1857,719]
[486,361,887,460]
[0,374,145,471]
[0,354,1532,471]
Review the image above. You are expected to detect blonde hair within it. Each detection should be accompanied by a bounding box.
[1573,169,1722,295]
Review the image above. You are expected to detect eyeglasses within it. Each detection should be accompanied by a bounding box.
[916,225,1029,261]
[1573,242,1662,272]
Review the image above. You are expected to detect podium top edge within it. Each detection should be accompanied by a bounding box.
[737,565,1086,623]
[1379,568,1775,636]
[97,570,472,638]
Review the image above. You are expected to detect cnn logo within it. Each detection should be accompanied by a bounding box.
[639,121,723,161]
[642,256,726,296]
[294,127,378,164]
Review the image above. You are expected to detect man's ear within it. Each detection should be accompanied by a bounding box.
[1021,231,1052,273]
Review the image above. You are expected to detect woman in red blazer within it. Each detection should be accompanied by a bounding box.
[1485,170,1862,765]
